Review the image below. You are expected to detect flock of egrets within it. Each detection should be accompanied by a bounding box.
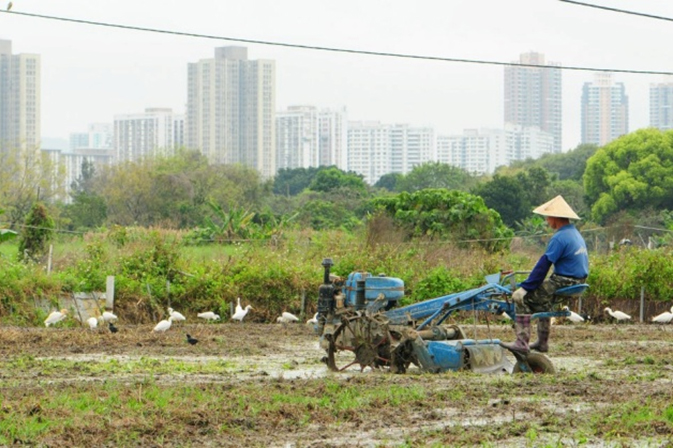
[42,296,320,341]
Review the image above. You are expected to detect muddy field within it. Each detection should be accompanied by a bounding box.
[1,320,672,447]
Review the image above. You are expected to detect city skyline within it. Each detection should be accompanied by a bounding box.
[1,0,672,152]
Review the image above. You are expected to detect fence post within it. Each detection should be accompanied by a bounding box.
[640,286,645,323]
[106,276,115,310]
[301,289,306,319]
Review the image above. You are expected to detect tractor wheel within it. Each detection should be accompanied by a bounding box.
[326,314,391,372]
[513,353,556,374]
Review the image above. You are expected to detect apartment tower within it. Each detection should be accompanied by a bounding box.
[504,52,562,152]
[0,39,41,153]
[581,73,628,146]
[187,46,276,178]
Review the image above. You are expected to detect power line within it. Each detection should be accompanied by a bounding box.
[3,9,673,76]
[559,0,673,23]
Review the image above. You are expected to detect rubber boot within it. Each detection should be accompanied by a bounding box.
[529,318,550,353]
[500,314,531,354]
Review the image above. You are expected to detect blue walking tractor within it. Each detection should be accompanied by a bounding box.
[315,258,588,375]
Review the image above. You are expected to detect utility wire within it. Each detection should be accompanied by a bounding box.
[2,9,673,76]
[559,0,673,23]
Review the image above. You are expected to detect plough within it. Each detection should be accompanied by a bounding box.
[315,258,589,374]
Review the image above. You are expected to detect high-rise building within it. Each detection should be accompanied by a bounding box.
[347,122,434,184]
[390,124,435,175]
[649,80,673,131]
[504,52,562,152]
[0,39,41,153]
[318,107,348,170]
[436,124,554,175]
[581,73,629,146]
[70,123,113,151]
[187,46,276,178]
[347,121,392,185]
[275,105,348,171]
[276,106,319,170]
[114,108,184,162]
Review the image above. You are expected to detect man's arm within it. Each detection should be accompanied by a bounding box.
[520,254,552,291]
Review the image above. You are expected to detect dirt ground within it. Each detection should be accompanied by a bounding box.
[1,319,673,447]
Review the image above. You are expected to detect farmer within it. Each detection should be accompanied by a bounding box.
[501,195,589,354]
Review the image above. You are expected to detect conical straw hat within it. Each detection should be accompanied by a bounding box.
[532,195,580,220]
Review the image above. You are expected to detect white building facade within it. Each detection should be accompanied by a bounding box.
[187,46,276,178]
[437,125,554,175]
[0,39,40,154]
[581,73,629,146]
[114,108,184,162]
[649,81,673,131]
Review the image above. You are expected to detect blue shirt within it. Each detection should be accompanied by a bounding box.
[520,223,589,291]
[545,224,589,278]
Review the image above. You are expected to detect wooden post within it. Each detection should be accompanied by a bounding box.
[47,244,53,274]
[106,276,115,310]
[301,289,306,319]
[640,286,645,323]
[230,301,234,318]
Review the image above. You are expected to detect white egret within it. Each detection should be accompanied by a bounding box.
[651,306,673,324]
[102,311,118,323]
[168,307,186,322]
[86,316,102,329]
[605,307,631,322]
[306,312,318,325]
[276,312,299,323]
[153,316,173,332]
[235,297,243,314]
[231,305,252,322]
[197,311,220,321]
[562,306,585,323]
[44,309,68,327]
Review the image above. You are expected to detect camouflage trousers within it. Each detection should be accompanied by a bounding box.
[515,274,586,314]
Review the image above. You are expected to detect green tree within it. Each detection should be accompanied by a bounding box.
[63,159,107,230]
[374,172,403,192]
[472,175,528,227]
[505,143,598,181]
[308,167,367,195]
[396,162,475,192]
[273,167,322,196]
[0,147,65,227]
[370,189,513,251]
[18,202,54,262]
[584,128,673,223]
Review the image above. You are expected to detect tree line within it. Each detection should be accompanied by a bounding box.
[3,127,673,242]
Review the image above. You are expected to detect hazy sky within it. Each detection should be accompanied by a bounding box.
[1,0,672,150]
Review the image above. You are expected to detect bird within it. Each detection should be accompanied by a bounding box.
[86,316,102,329]
[197,311,220,321]
[231,305,252,322]
[186,334,199,345]
[276,311,299,323]
[153,316,173,332]
[562,306,585,323]
[44,309,68,327]
[306,312,318,325]
[7,2,12,11]
[651,306,673,324]
[102,311,118,323]
[168,307,186,322]
[235,297,243,314]
[605,307,631,322]
[108,322,119,333]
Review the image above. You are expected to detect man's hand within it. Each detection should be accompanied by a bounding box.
[512,287,527,306]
